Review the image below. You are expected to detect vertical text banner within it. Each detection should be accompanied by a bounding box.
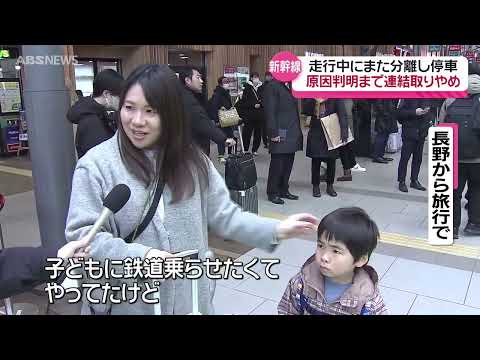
[268,52,469,98]
[428,127,454,245]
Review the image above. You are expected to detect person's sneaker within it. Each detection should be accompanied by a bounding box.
[313,186,321,198]
[453,227,459,240]
[218,156,226,164]
[381,157,394,162]
[464,223,480,236]
[351,163,367,172]
[399,182,408,192]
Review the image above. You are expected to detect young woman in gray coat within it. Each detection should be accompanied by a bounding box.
[65,65,318,315]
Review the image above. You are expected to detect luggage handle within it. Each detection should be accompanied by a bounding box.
[235,124,245,154]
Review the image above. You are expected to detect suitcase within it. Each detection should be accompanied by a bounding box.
[153,249,209,315]
[229,185,258,214]
[224,125,257,191]
[226,125,258,214]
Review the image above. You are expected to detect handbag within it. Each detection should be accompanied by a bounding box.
[320,113,354,150]
[218,106,241,128]
[218,97,241,128]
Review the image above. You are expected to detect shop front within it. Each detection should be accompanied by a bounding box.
[0,46,26,156]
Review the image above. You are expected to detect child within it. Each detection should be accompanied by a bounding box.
[278,207,387,315]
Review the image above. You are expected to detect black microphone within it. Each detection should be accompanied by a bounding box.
[83,184,131,243]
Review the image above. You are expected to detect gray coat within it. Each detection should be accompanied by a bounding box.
[65,133,281,315]
[263,80,303,154]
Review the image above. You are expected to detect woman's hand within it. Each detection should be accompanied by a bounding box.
[145,249,174,260]
[275,213,320,240]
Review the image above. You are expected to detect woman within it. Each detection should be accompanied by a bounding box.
[238,72,264,155]
[303,98,349,198]
[65,64,318,315]
[207,76,236,163]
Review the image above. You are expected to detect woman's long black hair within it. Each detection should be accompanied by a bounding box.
[117,64,209,203]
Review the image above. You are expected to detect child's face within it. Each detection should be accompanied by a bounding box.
[315,233,368,284]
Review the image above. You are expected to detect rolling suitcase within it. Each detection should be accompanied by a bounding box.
[225,125,258,214]
[152,249,211,315]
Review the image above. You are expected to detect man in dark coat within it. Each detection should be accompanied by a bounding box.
[207,76,236,162]
[67,69,124,159]
[179,66,236,156]
[371,99,399,163]
[396,99,433,192]
[263,80,303,204]
[258,72,273,148]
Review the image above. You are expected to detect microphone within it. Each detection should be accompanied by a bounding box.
[83,184,131,243]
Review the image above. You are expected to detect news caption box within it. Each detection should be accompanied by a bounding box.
[428,126,455,245]
[268,52,469,99]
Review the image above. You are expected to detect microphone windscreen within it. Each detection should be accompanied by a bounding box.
[103,184,131,213]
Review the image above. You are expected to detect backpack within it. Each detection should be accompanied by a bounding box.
[445,95,480,159]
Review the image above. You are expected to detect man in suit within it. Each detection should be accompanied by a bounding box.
[263,80,303,205]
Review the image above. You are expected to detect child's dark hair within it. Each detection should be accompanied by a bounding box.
[317,207,379,261]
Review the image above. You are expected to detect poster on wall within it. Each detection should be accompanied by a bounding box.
[0,80,22,114]
[236,66,250,94]
[5,123,19,153]
[223,66,250,97]
[223,66,238,96]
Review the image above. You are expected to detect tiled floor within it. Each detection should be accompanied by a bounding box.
[213,239,480,315]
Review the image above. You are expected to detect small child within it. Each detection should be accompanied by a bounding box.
[278,207,387,315]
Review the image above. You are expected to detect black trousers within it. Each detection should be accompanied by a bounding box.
[372,131,390,159]
[454,163,480,228]
[339,141,357,170]
[261,118,269,146]
[397,137,425,182]
[267,153,296,196]
[242,120,262,153]
[312,158,336,185]
[217,126,235,156]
